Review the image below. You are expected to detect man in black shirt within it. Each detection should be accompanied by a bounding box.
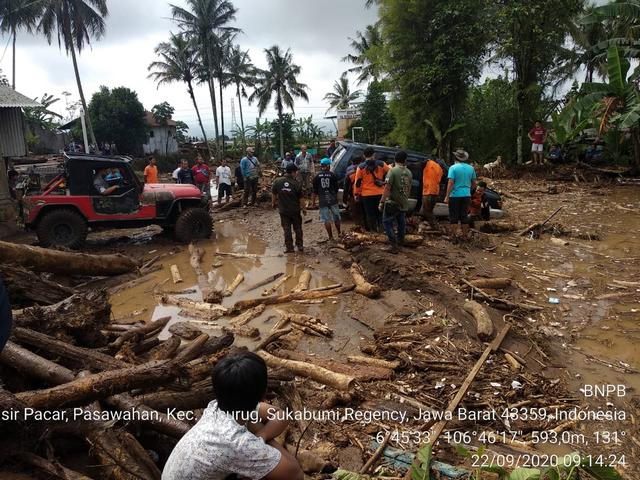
[272,164,305,253]
[177,159,195,185]
[312,158,341,241]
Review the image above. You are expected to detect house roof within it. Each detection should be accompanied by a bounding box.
[0,84,41,108]
[145,111,176,128]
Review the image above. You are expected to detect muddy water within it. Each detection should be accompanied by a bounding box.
[110,219,346,349]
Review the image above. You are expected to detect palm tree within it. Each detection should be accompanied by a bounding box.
[0,0,43,89]
[342,24,383,85]
[39,0,108,148]
[148,33,212,159]
[210,31,235,155]
[249,46,309,158]
[323,73,362,114]
[226,46,256,144]
[170,0,239,155]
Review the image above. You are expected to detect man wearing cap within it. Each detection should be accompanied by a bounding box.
[240,147,261,207]
[272,164,305,253]
[444,149,476,240]
[312,158,341,241]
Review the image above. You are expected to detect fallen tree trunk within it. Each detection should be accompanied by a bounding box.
[254,327,292,352]
[245,273,284,292]
[223,273,244,297]
[12,327,127,370]
[223,324,260,338]
[173,333,210,363]
[229,304,266,326]
[145,336,182,360]
[262,274,290,296]
[16,360,181,409]
[280,313,332,337]
[16,452,93,480]
[0,341,75,384]
[200,331,235,356]
[462,299,494,340]
[350,263,381,299]
[110,316,171,350]
[0,265,76,306]
[135,384,214,411]
[232,285,355,313]
[292,270,311,293]
[258,351,354,391]
[344,231,423,248]
[0,240,140,276]
[467,278,513,290]
[160,295,228,319]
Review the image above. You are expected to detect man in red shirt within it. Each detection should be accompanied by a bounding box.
[192,155,211,199]
[528,120,547,166]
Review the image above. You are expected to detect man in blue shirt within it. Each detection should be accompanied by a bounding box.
[240,147,261,207]
[444,149,476,241]
[0,275,12,353]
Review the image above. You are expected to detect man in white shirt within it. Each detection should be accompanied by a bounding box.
[162,352,303,480]
[215,156,233,204]
[172,159,182,183]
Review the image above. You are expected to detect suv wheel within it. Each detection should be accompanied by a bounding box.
[174,208,213,243]
[36,209,88,249]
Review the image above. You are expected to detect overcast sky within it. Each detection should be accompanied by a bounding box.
[1,0,378,137]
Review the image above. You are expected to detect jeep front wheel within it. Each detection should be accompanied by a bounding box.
[36,209,88,249]
[174,208,213,243]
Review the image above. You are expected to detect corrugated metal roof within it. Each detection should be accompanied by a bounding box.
[0,85,41,108]
[0,107,27,156]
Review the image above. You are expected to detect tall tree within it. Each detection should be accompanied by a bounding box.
[170,0,239,156]
[39,0,108,148]
[494,0,583,163]
[88,86,147,154]
[151,101,176,156]
[342,24,383,85]
[226,45,255,146]
[0,0,43,89]
[209,31,234,155]
[148,33,213,159]
[359,80,394,144]
[249,46,309,158]
[379,0,490,154]
[323,73,362,114]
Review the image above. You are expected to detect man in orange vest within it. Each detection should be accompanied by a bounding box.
[354,147,390,232]
[420,157,443,229]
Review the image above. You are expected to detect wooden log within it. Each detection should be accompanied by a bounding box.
[168,321,203,340]
[254,327,293,352]
[136,384,214,411]
[460,279,542,312]
[223,273,244,296]
[467,278,513,290]
[0,341,74,384]
[0,265,76,306]
[229,304,266,326]
[200,331,235,356]
[16,360,181,409]
[292,270,311,293]
[258,351,354,391]
[12,327,127,370]
[202,287,223,304]
[281,313,332,337]
[245,272,284,292]
[160,295,228,319]
[104,393,190,438]
[462,299,494,340]
[83,402,162,480]
[307,283,342,292]
[347,355,400,370]
[344,231,423,247]
[16,452,93,480]
[146,335,181,360]
[350,263,381,299]
[232,285,355,313]
[519,206,563,237]
[110,316,171,350]
[173,333,210,363]
[170,264,183,283]
[188,243,205,276]
[262,274,290,296]
[223,325,260,338]
[0,240,140,276]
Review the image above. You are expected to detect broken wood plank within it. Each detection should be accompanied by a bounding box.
[170,265,183,284]
[262,274,290,296]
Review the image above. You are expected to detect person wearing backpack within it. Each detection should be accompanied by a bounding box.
[354,147,390,232]
[240,147,261,207]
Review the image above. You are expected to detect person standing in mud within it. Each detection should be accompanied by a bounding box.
[272,164,305,253]
[354,147,390,232]
[294,145,314,197]
[240,147,261,207]
[215,156,233,205]
[444,149,476,241]
[380,151,413,253]
[192,156,211,196]
[528,120,547,165]
[0,275,12,353]
[312,158,341,241]
[420,156,443,229]
[177,159,195,185]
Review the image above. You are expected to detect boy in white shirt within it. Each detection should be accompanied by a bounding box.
[216,156,233,204]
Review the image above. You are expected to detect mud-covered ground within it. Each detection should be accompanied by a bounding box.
[3,174,639,478]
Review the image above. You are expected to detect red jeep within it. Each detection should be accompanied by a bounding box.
[21,154,212,249]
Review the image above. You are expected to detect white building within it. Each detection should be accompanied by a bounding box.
[142,111,178,155]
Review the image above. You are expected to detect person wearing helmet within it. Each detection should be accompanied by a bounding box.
[312,158,341,241]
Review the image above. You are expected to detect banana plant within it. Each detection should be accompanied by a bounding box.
[425,118,466,158]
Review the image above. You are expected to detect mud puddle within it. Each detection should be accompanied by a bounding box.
[110,219,351,350]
